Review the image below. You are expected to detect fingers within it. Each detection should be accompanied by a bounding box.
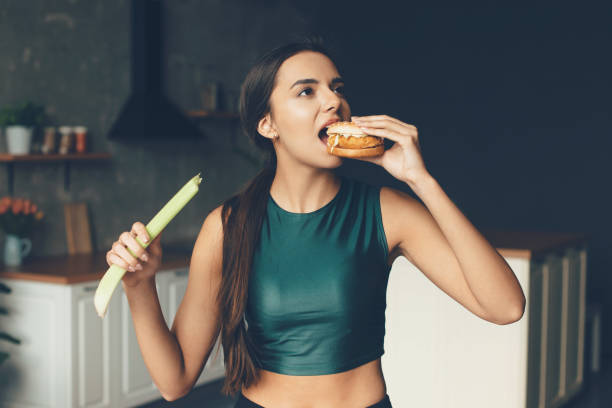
[353,115,417,134]
[353,116,417,133]
[119,231,149,262]
[111,239,143,272]
[353,114,417,129]
[352,115,418,145]
[105,221,153,271]
[352,114,408,128]
[353,125,404,143]
[357,122,405,142]
[106,247,141,272]
[131,221,150,246]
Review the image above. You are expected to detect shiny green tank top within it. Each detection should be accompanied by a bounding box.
[246,176,391,375]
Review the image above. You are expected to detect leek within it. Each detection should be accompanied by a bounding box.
[94,173,203,318]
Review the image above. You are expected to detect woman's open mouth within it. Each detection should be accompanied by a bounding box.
[318,128,329,145]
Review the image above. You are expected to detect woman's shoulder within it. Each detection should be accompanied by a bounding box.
[339,176,418,205]
[193,205,225,255]
[378,184,431,258]
[379,184,421,218]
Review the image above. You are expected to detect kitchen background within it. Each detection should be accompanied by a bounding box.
[0,0,610,367]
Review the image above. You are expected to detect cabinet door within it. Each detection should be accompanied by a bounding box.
[526,260,544,408]
[0,279,70,408]
[164,268,225,386]
[529,248,587,408]
[543,254,564,407]
[382,256,530,408]
[563,248,586,396]
[71,281,117,408]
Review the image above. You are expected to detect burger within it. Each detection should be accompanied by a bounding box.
[324,121,385,158]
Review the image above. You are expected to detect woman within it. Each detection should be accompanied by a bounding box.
[106,39,526,408]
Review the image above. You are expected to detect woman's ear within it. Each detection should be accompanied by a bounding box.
[257,114,278,141]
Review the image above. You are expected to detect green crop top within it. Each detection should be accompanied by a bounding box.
[245,176,391,375]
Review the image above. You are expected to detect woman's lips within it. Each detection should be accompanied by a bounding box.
[320,119,340,132]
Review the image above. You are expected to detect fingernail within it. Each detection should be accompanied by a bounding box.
[135,263,143,271]
[143,236,148,243]
[128,265,135,272]
[142,253,149,262]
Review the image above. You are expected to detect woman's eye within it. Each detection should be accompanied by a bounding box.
[298,87,313,96]
[334,86,345,95]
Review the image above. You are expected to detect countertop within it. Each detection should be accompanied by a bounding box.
[0,231,588,284]
[0,250,191,284]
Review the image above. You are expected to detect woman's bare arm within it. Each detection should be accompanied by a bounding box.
[352,114,525,325]
[381,180,526,325]
[122,205,224,400]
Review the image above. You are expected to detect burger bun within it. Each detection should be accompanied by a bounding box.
[325,121,384,158]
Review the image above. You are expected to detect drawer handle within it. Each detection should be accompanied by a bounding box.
[174,270,188,277]
[83,286,97,292]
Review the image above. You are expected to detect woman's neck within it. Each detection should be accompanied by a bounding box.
[269,167,341,214]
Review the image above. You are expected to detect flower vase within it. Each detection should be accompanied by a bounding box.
[3,234,32,267]
[5,126,34,155]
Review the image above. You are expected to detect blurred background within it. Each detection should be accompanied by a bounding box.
[0,0,610,407]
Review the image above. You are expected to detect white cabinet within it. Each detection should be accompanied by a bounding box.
[161,269,225,387]
[382,246,587,408]
[71,281,116,408]
[0,280,71,407]
[116,279,162,408]
[0,267,225,408]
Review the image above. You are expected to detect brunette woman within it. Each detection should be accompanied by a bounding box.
[106,39,526,408]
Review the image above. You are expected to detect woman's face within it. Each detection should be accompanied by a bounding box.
[265,51,351,168]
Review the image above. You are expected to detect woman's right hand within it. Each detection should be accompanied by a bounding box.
[105,221,163,288]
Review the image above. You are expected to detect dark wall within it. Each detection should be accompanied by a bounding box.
[315,1,612,356]
[1,0,610,357]
[0,0,318,252]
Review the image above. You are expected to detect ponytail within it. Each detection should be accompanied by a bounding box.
[217,157,275,396]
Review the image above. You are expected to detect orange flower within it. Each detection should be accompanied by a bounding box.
[1,197,44,237]
[11,198,24,215]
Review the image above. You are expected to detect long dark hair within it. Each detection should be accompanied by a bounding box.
[216,38,335,396]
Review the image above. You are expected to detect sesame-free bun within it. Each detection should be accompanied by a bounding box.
[326,121,384,158]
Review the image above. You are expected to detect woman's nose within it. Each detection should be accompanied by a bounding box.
[323,89,341,112]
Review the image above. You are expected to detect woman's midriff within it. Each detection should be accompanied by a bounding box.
[240,358,387,408]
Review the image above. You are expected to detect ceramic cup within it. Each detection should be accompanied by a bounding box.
[3,234,32,267]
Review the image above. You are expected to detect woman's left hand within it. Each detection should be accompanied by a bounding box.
[351,115,429,185]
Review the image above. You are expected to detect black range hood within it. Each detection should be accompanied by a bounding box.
[108,0,200,141]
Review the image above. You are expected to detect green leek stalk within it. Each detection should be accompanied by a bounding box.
[94,173,203,318]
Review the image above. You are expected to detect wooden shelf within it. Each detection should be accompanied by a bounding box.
[0,152,111,162]
[186,110,239,120]
[0,152,112,194]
